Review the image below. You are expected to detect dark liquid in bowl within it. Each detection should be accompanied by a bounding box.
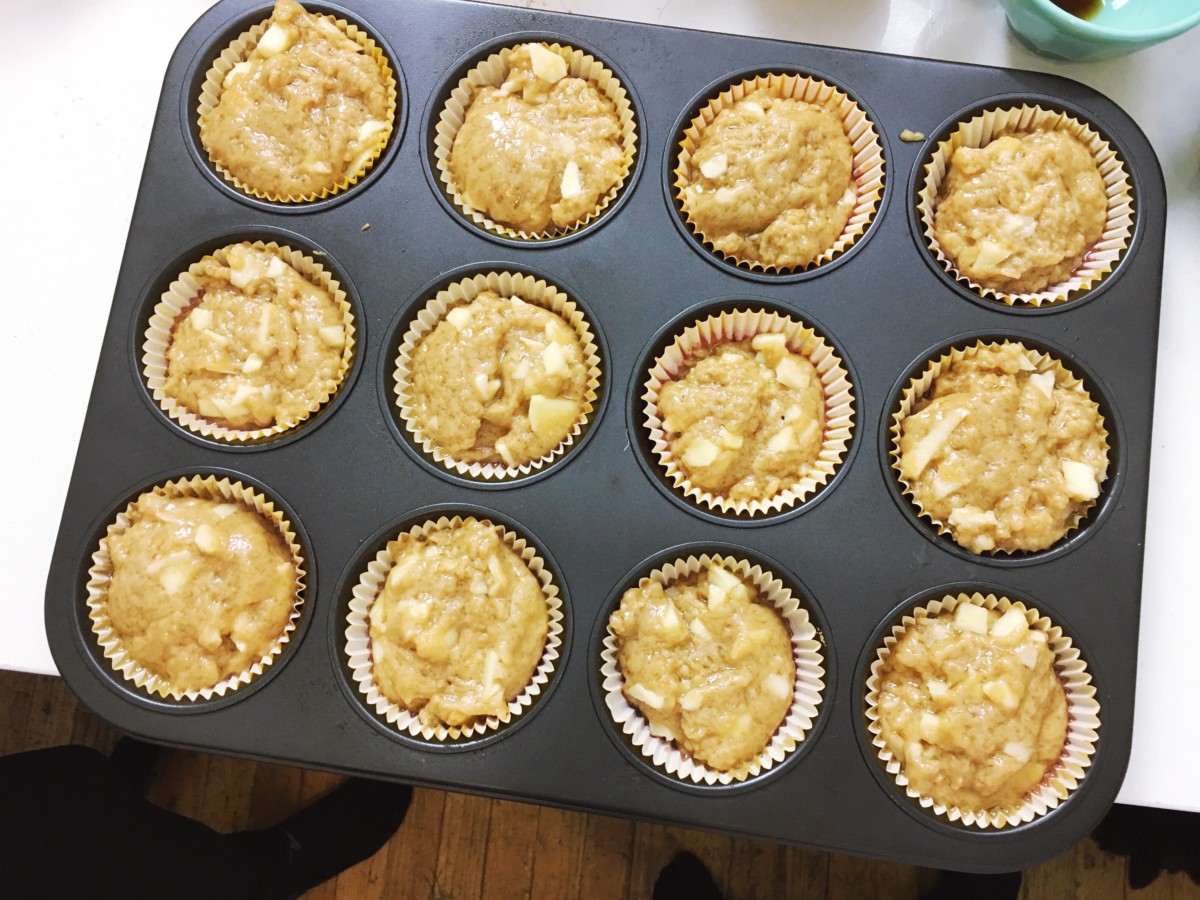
[1051,0,1104,19]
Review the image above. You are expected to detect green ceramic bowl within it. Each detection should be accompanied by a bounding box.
[1000,0,1200,61]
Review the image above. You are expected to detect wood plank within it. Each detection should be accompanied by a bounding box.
[528,806,589,899]
[480,797,540,900]
[627,821,733,900]
[1019,844,1076,899]
[781,845,830,899]
[1072,836,1128,900]
[727,835,788,900]
[826,851,921,900]
[577,813,635,900]
[433,790,493,900]
[381,787,446,900]
[0,669,36,755]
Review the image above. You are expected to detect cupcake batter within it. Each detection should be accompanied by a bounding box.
[369,519,549,728]
[609,562,794,772]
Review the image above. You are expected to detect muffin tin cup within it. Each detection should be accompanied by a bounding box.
[864,591,1100,830]
[432,39,638,241]
[888,339,1110,557]
[85,474,307,702]
[672,71,885,275]
[142,240,357,444]
[916,103,1133,307]
[600,551,825,786]
[196,5,398,203]
[643,307,855,518]
[343,514,564,743]
[393,270,602,481]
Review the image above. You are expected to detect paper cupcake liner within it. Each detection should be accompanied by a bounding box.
[917,104,1133,306]
[865,591,1100,829]
[197,9,397,203]
[86,475,306,702]
[601,553,825,785]
[643,308,854,516]
[142,241,356,444]
[889,340,1110,555]
[434,41,638,240]
[673,72,885,274]
[344,515,563,742]
[394,271,602,480]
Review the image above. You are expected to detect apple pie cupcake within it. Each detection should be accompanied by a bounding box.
[198,0,397,202]
[394,271,601,480]
[434,41,638,239]
[345,515,563,741]
[601,553,824,785]
[866,591,1099,828]
[917,105,1133,306]
[891,341,1109,555]
[86,475,305,701]
[643,308,854,517]
[143,241,355,443]
[674,72,884,273]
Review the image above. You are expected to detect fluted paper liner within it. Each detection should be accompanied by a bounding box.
[865,592,1099,829]
[143,241,356,444]
[601,553,825,785]
[674,73,885,274]
[345,516,562,741]
[434,42,638,240]
[917,105,1133,306]
[394,271,601,480]
[644,308,854,516]
[197,9,397,203]
[86,475,306,702]
[889,340,1109,555]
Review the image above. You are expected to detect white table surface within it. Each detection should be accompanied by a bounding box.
[3,0,1196,814]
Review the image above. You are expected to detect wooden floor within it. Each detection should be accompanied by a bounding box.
[2,669,1196,900]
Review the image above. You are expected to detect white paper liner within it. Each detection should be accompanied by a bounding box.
[433,41,638,240]
[196,7,397,203]
[344,515,563,741]
[142,241,356,444]
[643,308,854,516]
[394,271,601,480]
[865,592,1100,829]
[86,475,306,702]
[600,553,825,785]
[889,340,1110,555]
[674,72,885,274]
[917,104,1133,306]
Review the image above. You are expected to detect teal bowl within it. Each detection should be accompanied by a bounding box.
[1000,0,1200,62]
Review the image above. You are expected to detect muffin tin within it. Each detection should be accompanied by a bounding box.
[45,0,1164,872]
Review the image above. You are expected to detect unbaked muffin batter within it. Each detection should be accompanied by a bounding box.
[657,335,824,502]
[407,291,589,468]
[200,0,391,198]
[874,602,1068,814]
[105,493,297,694]
[164,243,348,431]
[933,130,1106,294]
[898,343,1107,553]
[448,43,625,233]
[609,563,794,772]
[368,519,549,728]
[680,89,855,269]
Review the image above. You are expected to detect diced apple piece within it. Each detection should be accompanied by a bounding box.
[160,564,192,596]
[626,683,666,710]
[482,650,499,692]
[190,308,213,331]
[255,23,295,58]
[445,306,472,331]
[689,618,712,641]
[927,679,949,702]
[919,712,941,742]
[1017,354,1036,371]
[707,582,728,613]
[990,608,1029,641]
[357,118,388,144]
[257,306,273,345]
[679,688,703,711]
[900,407,969,479]
[1004,741,1032,763]
[301,159,332,175]
[193,523,219,554]
[751,333,787,352]
[682,436,721,468]
[527,43,567,83]
[982,679,1020,711]
[765,672,791,700]
[231,384,259,407]
[541,342,568,376]
[242,353,263,375]
[972,238,1011,273]
[214,504,238,519]
[1015,644,1040,669]
[1061,459,1099,500]
[953,603,989,635]
[560,160,582,199]
[223,61,252,87]
[318,325,345,348]
[494,437,516,467]
[714,186,741,204]
[947,506,999,529]
[529,395,579,440]
[740,101,765,118]
[767,426,799,453]
[472,372,498,401]
[201,328,230,346]
[1029,371,1055,399]
[716,428,743,450]
[544,318,574,345]
[699,153,728,178]
[774,356,812,391]
[707,565,741,593]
